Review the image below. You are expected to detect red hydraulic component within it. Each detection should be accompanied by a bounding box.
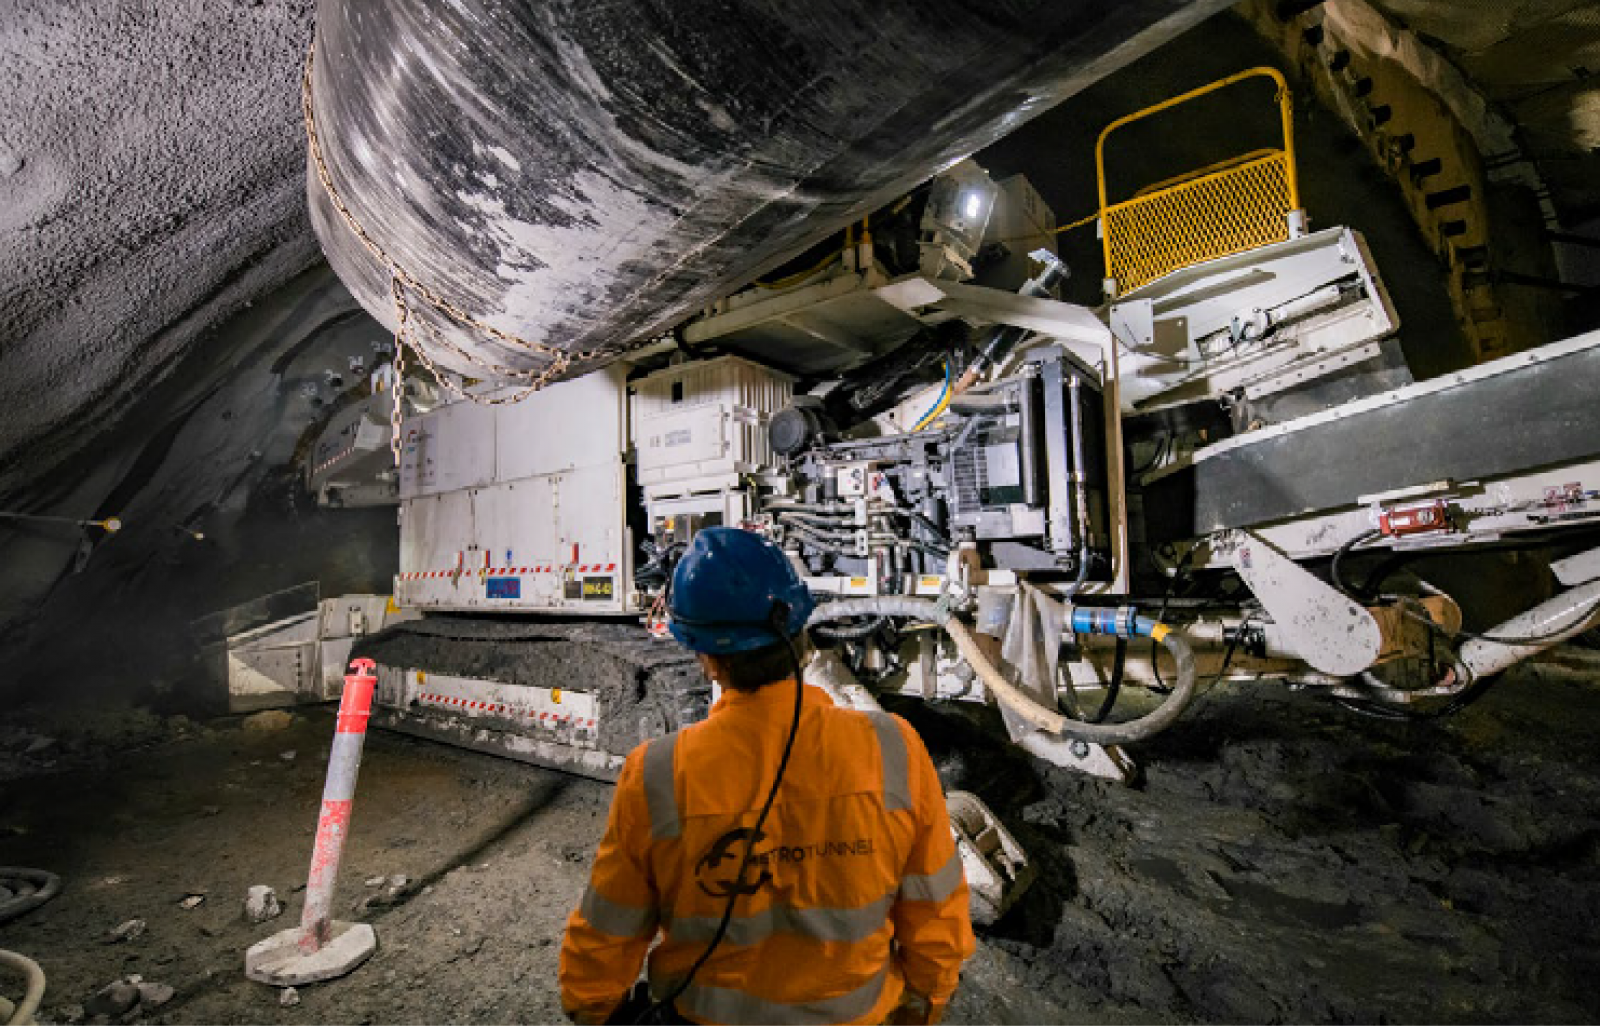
[1379,501,1450,537]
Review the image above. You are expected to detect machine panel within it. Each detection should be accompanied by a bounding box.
[396,367,635,613]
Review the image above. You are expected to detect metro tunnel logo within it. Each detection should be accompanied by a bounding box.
[694,827,878,898]
[695,827,772,898]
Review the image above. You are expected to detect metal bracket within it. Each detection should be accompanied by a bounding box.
[1552,544,1600,587]
[947,790,1035,926]
[1015,730,1138,783]
[1225,530,1383,676]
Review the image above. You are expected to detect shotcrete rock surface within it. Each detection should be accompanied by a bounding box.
[0,1,318,503]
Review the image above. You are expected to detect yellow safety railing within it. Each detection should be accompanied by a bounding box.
[1096,67,1301,296]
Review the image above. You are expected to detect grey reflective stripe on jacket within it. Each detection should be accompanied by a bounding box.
[645,711,908,842]
[864,711,911,812]
[898,849,963,903]
[664,893,894,946]
[642,730,681,839]
[579,884,659,939]
[653,963,890,1025]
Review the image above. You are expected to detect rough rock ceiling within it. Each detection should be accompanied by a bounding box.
[2,0,1595,513]
[0,1,319,504]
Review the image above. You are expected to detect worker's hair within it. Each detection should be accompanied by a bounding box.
[711,632,807,692]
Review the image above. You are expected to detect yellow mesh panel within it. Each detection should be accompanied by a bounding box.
[1104,151,1293,295]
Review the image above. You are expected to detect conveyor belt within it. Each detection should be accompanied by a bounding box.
[1143,332,1600,539]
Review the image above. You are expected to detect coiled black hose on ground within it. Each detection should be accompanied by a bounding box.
[0,869,59,925]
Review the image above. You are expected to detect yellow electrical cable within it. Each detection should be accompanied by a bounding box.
[753,247,844,290]
[989,209,1100,247]
[910,361,954,431]
[913,388,952,432]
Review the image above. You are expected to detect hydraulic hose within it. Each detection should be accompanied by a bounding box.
[0,949,45,1026]
[0,869,60,925]
[810,615,888,642]
[1064,374,1093,596]
[809,597,1196,744]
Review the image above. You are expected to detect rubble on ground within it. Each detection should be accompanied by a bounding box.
[245,886,282,923]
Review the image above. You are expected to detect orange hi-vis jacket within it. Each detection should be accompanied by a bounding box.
[560,681,976,1025]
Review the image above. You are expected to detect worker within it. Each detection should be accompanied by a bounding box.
[560,527,975,1025]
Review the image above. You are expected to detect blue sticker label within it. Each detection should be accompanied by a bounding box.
[486,577,521,599]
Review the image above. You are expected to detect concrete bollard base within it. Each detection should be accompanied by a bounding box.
[245,921,377,986]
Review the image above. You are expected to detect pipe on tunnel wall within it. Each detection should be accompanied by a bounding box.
[307,0,1230,381]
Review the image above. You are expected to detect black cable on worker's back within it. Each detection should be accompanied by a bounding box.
[634,603,806,1025]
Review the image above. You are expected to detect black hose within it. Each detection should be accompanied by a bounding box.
[1148,549,1195,695]
[1065,546,1092,597]
[1130,434,1171,477]
[1333,526,1600,646]
[1333,664,1500,722]
[633,541,686,589]
[779,521,851,552]
[905,511,951,549]
[1084,638,1125,724]
[1207,621,1245,695]
[1330,528,1382,599]
[1063,374,1094,597]
[810,616,888,642]
[778,511,852,530]
[0,869,60,925]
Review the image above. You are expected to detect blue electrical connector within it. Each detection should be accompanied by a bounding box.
[1068,605,1154,639]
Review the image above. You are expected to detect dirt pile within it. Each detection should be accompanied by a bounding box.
[2,657,1598,1024]
[921,661,1600,1023]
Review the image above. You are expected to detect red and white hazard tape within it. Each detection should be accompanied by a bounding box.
[396,562,617,582]
[417,691,596,727]
[311,443,357,477]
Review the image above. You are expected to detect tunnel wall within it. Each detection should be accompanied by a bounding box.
[0,267,398,711]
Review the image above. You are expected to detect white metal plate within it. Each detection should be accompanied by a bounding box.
[495,367,627,483]
[394,670,599,745]
[1228,531,1382,676]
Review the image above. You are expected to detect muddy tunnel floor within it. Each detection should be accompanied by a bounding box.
[4,654,1600,1025]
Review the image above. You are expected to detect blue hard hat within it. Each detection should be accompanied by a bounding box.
[667,527,815,655]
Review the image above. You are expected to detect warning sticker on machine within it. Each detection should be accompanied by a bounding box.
[581,577,614,600]
[486,577,521,599]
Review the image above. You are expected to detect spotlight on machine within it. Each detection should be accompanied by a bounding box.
[918,158,999,280]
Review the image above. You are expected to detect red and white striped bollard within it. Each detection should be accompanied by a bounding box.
[300,656,377,950]
[245,657,380,986]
